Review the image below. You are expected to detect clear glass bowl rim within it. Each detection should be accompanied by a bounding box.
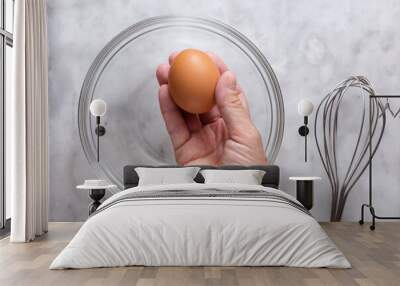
[78,15,285,190]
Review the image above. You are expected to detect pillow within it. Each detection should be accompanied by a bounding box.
[135,167,200,186]
[200,169,266,185]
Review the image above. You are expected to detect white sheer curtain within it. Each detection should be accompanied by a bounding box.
[8,0,49,242]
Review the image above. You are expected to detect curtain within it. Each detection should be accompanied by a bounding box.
[8,0,49,242]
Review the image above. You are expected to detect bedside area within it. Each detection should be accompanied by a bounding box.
[289,177,321,210]
[77,180,116,215]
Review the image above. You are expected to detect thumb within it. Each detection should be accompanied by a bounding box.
[215,71,253,138]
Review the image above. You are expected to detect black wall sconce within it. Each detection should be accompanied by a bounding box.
[297,99,314,162]
[89,99,107,162]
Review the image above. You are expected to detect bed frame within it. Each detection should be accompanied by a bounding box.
[123,165,280,189]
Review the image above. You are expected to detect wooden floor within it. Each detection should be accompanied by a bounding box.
[0,222,399,286]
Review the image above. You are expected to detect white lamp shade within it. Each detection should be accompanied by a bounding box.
[298,99,314,116]
[90,99,107,116]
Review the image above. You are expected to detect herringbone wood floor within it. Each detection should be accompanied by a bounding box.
[0,222,399,286]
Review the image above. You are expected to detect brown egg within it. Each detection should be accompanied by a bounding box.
[168,49,220,114]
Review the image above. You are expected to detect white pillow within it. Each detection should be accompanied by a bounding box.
[135,167,200,186]
[200,169,266,185]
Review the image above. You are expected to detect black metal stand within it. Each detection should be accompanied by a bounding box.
[359,95,400,230]
[89,189,105,215]
[296,180,314,210]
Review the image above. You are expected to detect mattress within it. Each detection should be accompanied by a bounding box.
[50,183,350,269]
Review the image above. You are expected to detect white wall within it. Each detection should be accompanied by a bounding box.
[47,0,400,221]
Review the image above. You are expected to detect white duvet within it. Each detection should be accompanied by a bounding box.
[50,183,350,269]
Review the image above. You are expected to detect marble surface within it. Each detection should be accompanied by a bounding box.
[289,177,321,181]
[47,0,400,221]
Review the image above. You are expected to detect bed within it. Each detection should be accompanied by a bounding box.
[50,165,350,269]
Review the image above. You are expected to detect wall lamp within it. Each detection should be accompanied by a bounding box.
[89,99,107,162]
[298,99,314,162]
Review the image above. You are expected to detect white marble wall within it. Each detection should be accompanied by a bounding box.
[47,0,400,221]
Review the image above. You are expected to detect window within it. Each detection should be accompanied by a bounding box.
[0,0,14,231]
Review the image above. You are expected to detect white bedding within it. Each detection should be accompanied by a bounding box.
[50,183,350,269]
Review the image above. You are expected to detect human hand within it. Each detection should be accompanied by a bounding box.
[156,52,267,166]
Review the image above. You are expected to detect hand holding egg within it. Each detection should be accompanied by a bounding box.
[156,49,267,166]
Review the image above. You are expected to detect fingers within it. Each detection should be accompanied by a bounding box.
[206,55,250,115]
[158,84,190,150]
[199,105,221,125]
[197,52,228,124]
[156,64,170,85]
[156,51,178,85]
[168,51,179,65]
[156,50,182,85]
[215,71,254,139]
[206,52,228,74]
[237,85,251,117]
[182,111,202,133]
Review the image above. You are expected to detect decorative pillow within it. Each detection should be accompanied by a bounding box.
[200,169,266,185]
[135,167,200,186]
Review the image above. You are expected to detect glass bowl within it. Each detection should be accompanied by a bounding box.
[78,15,284,190]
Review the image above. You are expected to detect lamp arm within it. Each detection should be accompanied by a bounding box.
[305,127,307,162]
[97,116,100,162]
[305,116,308,162]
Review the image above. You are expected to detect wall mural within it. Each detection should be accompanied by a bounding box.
[314,76,386,222]
[48,0,400,222]
[78,16,284,190]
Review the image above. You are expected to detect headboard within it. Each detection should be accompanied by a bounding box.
[123,165,280,189]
